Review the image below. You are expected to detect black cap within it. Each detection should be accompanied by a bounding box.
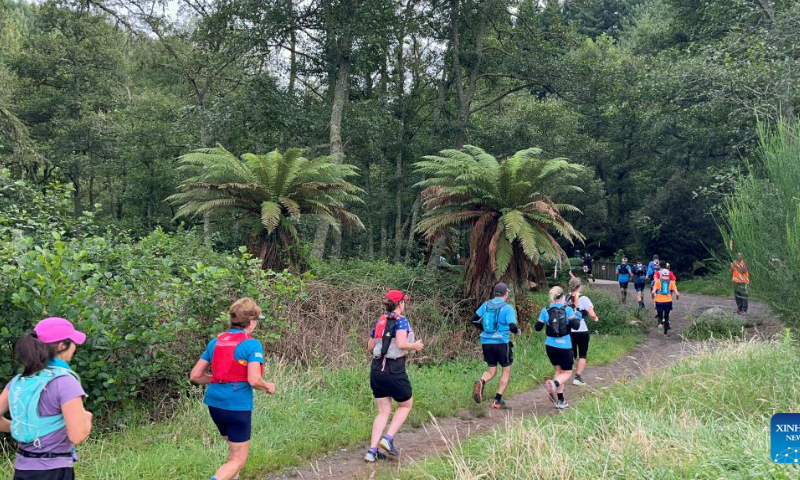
[493,282,508,296]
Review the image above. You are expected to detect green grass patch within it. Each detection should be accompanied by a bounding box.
[0,333,640,479]
[683,309,746,341]
[398,334,800,479]
[679,275,733,297]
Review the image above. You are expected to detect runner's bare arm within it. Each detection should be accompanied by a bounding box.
[395,330,423,351]
[367,338,378,351]
[0,388,9,433]
[587,306,599,322]
[247,362,275,394]
[190,359,212,385]
[63,396,92,445]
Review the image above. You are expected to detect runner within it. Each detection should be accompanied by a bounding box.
[632,259,648,308]
[470,283,518,409]
[582,252,595,283]
[652,261,680,336]
[365,290,424,462]
[730,252,750,315]
[536,286,581,409]
[616,257,633,303]
[0,317,93,480]
[566,277,599,386]
[646,254,660,302]
[189,298,276,480]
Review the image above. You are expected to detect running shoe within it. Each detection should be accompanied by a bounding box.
[572,375,585,386]
[364,450,387,463]
[491,398,507,409]
[556,399,570,409]
[379,437,399,457]
[544,379,557,403]
[472,380,484,403]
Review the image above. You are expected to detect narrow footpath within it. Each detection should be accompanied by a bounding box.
[266,286,777,480]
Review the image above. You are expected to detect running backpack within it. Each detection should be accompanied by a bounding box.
[545,306,570,338]
[373,313,399,358]
[657,272,671,295]
[567,293,589,320]
[633,265,647,278]
[8,367,79,444]
[482,301,506,335]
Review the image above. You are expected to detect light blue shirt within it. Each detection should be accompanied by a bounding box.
[200,329,265,411]
[538,304,577,349]
[476,298,517,345]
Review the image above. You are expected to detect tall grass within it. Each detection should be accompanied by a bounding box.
[0,333,640,479]
[723,119,800,321]
[399,335,800,479]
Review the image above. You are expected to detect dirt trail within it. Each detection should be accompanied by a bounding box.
[265,287,778,480]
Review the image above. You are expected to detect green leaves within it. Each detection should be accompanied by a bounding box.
[414,145,586,298]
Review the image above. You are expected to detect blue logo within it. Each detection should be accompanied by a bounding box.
[772,414,800,463]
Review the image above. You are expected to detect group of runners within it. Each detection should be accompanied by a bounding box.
[0,251,750,479]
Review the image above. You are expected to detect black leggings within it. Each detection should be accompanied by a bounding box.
[571,331,590,360]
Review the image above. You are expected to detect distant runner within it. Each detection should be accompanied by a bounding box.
[582,252,595,283]
[537,286,581,409]
[471,283,519,409]
[567,277,599,386]
[731,252,750,315]
[365,290,423,462]
[616,257,633,303]
[652,261,680,337]
[632,259,648,308]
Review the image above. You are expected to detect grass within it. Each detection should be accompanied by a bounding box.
[0,333,640,479]
[398,334,800,480]
[679,275,733,297]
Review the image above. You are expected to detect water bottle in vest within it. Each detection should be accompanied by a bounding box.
[8,367,77,444]
[545,306,569,337]
[482,301,506,336]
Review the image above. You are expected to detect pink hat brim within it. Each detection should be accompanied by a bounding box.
[69,330,87,345]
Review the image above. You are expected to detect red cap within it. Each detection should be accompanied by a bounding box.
[34,317,86,345]
[385,290,409,303]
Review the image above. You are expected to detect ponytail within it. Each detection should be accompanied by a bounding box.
[15,332,58,377]
[384,298,400,314]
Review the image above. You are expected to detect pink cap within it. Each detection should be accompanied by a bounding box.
[34,317,87,345]
[385,290,409,303]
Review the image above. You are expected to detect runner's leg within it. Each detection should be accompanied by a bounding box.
[212,440,250,480]
[386,397,413,437]
[497,366,511,395]
[370,397,392,449]
[481,366,497,384]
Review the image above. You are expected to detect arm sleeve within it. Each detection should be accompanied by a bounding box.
[395,317,411,331]
[244,340,265,364]
[508,323,519,334]
[534,308,546,331]
[200,339,216,362]
[470,313,483,330]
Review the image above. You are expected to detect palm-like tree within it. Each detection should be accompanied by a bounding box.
[168,146,364,271]
[414,145,585,299]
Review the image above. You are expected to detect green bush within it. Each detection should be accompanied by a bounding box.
[579,286,645,334]
[683,309,744,340]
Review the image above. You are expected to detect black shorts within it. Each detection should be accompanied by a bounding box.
[634,281,646,292]
[481,342,513,367]
[546,345,574,371]
[619,281,630,289]
[370,358,412,402]
[208,406,252,443]
[570,331,590,359]
[656,302,673,313]
[14,469,74,480]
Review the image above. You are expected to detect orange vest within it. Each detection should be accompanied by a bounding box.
[732,262,750,284]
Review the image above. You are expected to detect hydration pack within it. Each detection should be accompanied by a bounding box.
[545,306,570,338]
[633,265,647,278]
[567,293,589,320]
[657,271,671,295]
[482,301,506,336]
[373,313,399,358]
[8,367,79,444]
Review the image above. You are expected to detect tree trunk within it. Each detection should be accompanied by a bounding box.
[311,8,353,259]
[393,31,407,263]
[404,193,421,264]
[457,1,488,148]
[449,0,465,148]
[288,29,297,96]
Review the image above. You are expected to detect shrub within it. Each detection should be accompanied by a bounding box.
[578,286,645,334]
[683,308,744,340]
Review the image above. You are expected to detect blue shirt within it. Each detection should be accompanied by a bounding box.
[200,329,265,411]
[370,316,411,338]
[538,304,577,349]
[476,298,517,345]
[617,264,632,282]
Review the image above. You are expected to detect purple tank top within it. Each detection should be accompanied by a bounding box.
[4,375,86,471]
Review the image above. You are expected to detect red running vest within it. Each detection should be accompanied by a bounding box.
[210,331,263,383]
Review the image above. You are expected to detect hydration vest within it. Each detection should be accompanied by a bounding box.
[372,314,414,360]
[617,265,631,278]
[8,367,79,445]
[482,300,507,337]
[210,331,262,383]
[545,306,570,338]
[656,271,672,296]
[567,292,589,320]
[633,264,647,279]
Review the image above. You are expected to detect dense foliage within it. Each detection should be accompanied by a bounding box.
[2,0,798,274]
